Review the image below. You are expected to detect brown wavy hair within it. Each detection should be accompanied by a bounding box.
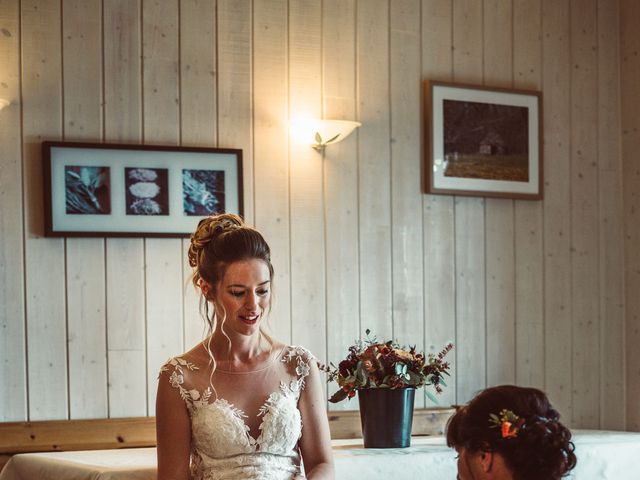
[188,213,274,389]
[446,385,577,480]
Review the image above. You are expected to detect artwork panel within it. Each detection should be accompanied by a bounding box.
[43,142,243,236]
[125,167,169,216]
[182,169,225,216]
[65,166,111,215]
[425,81,542,199]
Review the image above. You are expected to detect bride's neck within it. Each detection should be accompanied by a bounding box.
[209,330,270,365]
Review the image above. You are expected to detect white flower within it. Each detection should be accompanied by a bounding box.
[129,198,161,215]
[128,168,158,182]
[169,371,184,388]
[129,182,160,198]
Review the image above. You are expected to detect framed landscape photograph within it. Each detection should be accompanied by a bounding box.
[42,141,243,237]
[424,81,542,200]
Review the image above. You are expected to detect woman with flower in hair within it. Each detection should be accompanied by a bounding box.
[156,214,334,480]
[446,385,576,480]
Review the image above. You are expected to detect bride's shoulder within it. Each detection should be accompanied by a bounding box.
[278,343,317,379]
[158,343,208,379]
[280,343,316,359]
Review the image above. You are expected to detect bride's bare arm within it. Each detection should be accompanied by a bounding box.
[298,361,335,479]
[156,372,192,480]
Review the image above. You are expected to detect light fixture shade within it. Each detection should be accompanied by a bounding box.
[311,119,361,149]
[291,118,361,151]
[0,99,9,111]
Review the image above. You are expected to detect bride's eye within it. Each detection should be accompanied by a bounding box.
[257,289,269,296]
[229,290,244,297]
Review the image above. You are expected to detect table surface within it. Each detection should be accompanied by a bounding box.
[2,430,640,479]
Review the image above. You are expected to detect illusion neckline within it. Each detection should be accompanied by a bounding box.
[214,344,287,374]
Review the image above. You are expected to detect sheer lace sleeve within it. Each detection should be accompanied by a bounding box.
[159,357,211,411]
[281,346,315,391]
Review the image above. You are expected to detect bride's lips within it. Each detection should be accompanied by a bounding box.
[239,314,259,325]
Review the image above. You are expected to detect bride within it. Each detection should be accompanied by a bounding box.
[156,214,334,480]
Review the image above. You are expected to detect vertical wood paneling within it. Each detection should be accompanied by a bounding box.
[105,241,146,417]
[513,0,544,388]
[454,197,486,402]
[253,0,291,344]
[483,0,516,388]
[541,0,572,421]
[145,239,183,416]
[620,0,640,431]
[0,0,27,422]
[597,0,625,431]
[217,0,253,224]
[103,0,147,418]
[0,0,633,427]
[390,0,424,408]
[142,0,180,144]
[357,0,393,341]
[452,0,485,403]
[180,0,216,148]
[289,0,325,359]
[22,0,67,421]
[323,0,360,411]
[570,0,600,428]
[422,0,456,407]
[63,0,108,419]
[142,0,183,415]
[104,0,141,143]
[180,0,217,350]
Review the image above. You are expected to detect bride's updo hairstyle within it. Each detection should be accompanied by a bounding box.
[188,213,274,336]
[446,385,576,480]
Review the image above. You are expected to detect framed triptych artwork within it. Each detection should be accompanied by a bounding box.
[424,81,543,200]
[42,141,243,237]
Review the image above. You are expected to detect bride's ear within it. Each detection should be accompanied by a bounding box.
[199,279,213,300]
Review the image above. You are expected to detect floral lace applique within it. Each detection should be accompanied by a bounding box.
[160,357,212,409]
[160,347,313,476]
[281,345,314,391]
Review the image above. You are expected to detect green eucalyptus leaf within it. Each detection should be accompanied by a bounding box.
[394,363,408,376]
[426,390,439,405]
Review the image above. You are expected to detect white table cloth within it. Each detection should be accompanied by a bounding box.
[2,430,640,479]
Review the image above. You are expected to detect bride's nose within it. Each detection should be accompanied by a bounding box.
[245,292,258,309]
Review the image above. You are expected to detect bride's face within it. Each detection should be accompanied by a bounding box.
[213,258,271,337]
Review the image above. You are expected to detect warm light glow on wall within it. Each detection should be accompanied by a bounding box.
[0,99,9,111]
[290,118,361,152]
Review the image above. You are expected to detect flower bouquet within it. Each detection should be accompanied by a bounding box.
[322,329,453,403]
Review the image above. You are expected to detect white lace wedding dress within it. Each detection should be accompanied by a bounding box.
[160,346,313,480]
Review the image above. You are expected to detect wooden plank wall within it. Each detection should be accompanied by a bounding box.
[621,0,640,431]
[0,0,631,430]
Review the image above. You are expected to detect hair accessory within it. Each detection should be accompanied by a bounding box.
[489,409,525,439]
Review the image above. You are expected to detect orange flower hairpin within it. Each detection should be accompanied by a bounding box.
[489,409,525,439]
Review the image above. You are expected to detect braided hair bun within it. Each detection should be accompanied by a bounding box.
[446,385,577,480]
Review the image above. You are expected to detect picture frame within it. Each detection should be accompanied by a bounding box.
[42,141,243,237]
[424,80,542,200]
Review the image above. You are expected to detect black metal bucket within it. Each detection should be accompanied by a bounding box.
[358,387,415,448]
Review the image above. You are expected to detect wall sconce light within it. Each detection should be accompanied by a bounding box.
[290,118,361,152]
[0,99,9,111]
